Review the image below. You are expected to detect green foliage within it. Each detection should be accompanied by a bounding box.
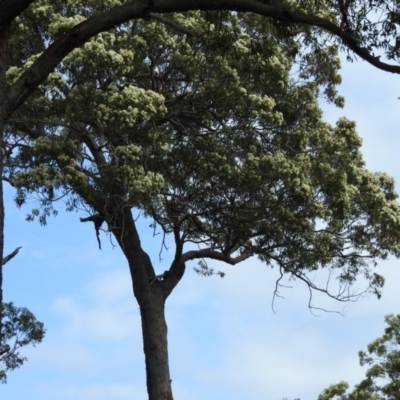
[193,260,225,278]
[4,2,400,301]
[0,302,46,384]
[318,314,400,400]
[281,0,400,63]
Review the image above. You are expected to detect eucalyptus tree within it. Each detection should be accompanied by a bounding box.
[1,0,400,336]
[3,2,400,399]
[1,0,400,307]
[0,0,399,399]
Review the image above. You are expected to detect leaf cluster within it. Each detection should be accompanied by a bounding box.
[0,302,46,384]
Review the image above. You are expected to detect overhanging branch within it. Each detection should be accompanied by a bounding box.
[152,0,400,75]
[5,0,151,120]
[181,247,252,265]
[5,0,400,122]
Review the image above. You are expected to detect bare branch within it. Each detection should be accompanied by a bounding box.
[268,252,372,316]
[271,266,292,314]
[2,247,22,266]
[181,247,252,265]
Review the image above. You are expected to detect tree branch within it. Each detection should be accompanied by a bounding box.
[151,0,400,74]
[2,246,22,266]
[159,224,185,299]
[5,0,151,120]
[81,132,108,168]
[0,0,35,25]
[181,247,252,265]
[148,13,196,37]
[5,0,400,122]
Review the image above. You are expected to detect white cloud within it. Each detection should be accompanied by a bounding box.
[30,342,100,372]
[51,268,141,340]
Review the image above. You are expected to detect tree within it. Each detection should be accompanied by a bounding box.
[0,245,45,385]
[0,302,45,384]
[1,0,399,323]
[318,314,400,400]
[3,3,400,399]
[1,1,400,398]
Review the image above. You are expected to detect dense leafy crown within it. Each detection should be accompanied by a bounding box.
[4,1,400,299]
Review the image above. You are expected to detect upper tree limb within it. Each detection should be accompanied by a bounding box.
[0,0,35,25]
[5,0,400,121]
[2,246,22,266]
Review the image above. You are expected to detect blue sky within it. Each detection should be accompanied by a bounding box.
[1,55,400,400]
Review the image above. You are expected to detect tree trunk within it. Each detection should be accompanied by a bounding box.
[110,207,177,400]
[0,20,10,355]
[0,120,4,309]
[139,290,173,400]
[0,21,8,310]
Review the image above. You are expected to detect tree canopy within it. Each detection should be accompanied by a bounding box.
[2,0,400,125]
[2,1,400,397]
[5,5,400,302]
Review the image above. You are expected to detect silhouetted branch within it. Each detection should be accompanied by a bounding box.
[2,247,22,266]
